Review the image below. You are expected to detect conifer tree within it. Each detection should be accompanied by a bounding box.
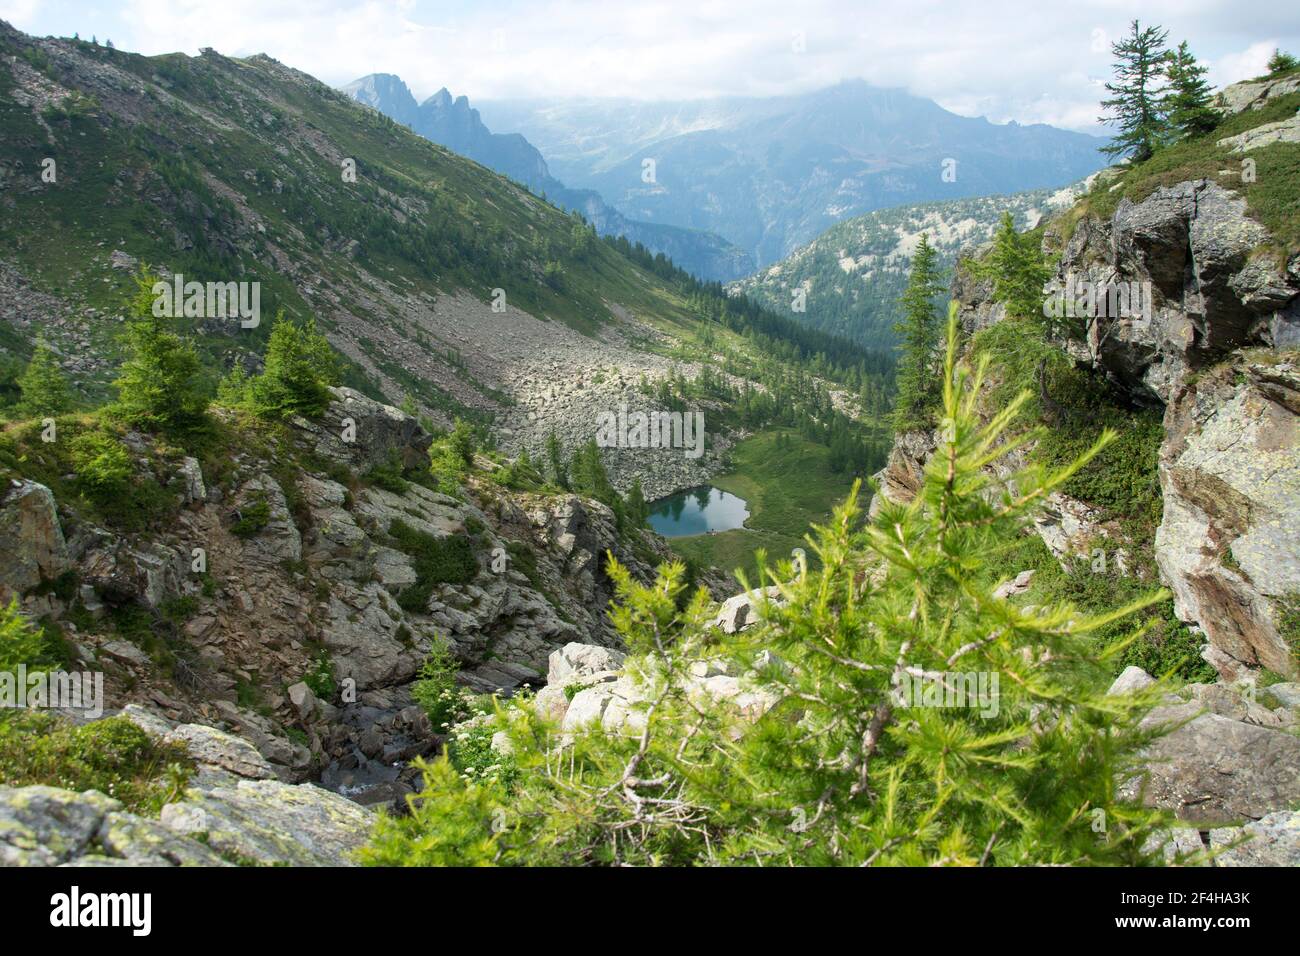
[968,213,1058,334]
[545,429,569,489]
[568,439,626,526]
[1267,49,1299,75]
[891,233,944,433]
[625,479,649,528]
[1163,41,1218,139]
[449,420,476,468]
[362,309,1183,867]
[112,270,209,436]
[15,338,73,419]
[1100,20,1171,162]
[0,600,46,678]
[247,313,339,419]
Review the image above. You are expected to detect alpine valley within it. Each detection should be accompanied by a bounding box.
[1,14,1299,874]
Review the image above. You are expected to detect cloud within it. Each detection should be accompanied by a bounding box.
[0,0,42,26]
[1211,41,1279,87]
[27,0,1300,133]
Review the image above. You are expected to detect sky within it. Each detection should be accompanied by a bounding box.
[2,0,1298,132]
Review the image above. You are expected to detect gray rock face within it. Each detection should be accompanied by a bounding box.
[287,681,318,719]
[709,586,784,633]
[295,386,433,473]
[160,778,373,866]
[78,534,182,610]
[95,811,230,866]
[322,582,420,691]
[1210,810,1300,866]
[1216,72,1300,114]
[1263,682,1300,708]
[1122,700,1300,825]
[1156,359,1300,678]
[232,474,302,565]
[546,642,627,688]
[176,456,207,504]
[0,704,376,868]
[1217,111,1300,153]
[0,478,69,601]
[539,636,782,734]
[868,429,937,516]
[1032,492,1117,562]
[1052,181,1295,404]
[162,722,277,780]
[0,786,122,866]
[1108,666,1156,695]
[1180,682,1291,727]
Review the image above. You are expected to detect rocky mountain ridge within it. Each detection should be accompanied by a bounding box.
[0,23,869,507]
[479,79,1109,267]
[341,73,754,282]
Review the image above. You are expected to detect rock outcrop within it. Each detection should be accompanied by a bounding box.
[1114,670,1300,861]
[1048,180,1296,404]
[294,386,433,473]
[532,640,782,735]
[0,478,69,602]
[0,391,679,811]
[863,75,1300,868]
[868,429,936,516]
[883,76,1300,683]
[0,707,373,867]
[1215,71,1300,114]
[1156,358,1300,677]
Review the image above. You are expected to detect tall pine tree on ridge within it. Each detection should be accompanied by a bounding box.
[1100,20,1170,163]
[891,233,945,433]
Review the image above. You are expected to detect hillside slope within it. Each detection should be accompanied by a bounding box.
[0,23,880,501]
[732,182,1085,349]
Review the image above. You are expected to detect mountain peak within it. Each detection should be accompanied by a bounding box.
[425,86,454,109]
[341,72,418,124]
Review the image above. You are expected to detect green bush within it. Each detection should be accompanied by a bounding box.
[356,758,504,866]
[230,496,271,538]
[365,456,410,494]
[111,270,210,438]
[427,443,468,496]
[388,520,478,612]
[971,317,1165,535]
[998,534,1215,683]
[69,430,133,498]
[0,713,191,815]
[246,314,339,420]
[302,651,336,701]
[411,641,471,732]
[489,451,547,492]
[14,339,73,419]
[448,711,519,789]
[0,599,48,675]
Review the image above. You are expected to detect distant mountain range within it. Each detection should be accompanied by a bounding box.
[341,74,753,281]
[478,81,1110,268]
[731,182,1087,350]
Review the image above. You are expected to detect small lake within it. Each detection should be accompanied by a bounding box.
[648,486,750,537]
